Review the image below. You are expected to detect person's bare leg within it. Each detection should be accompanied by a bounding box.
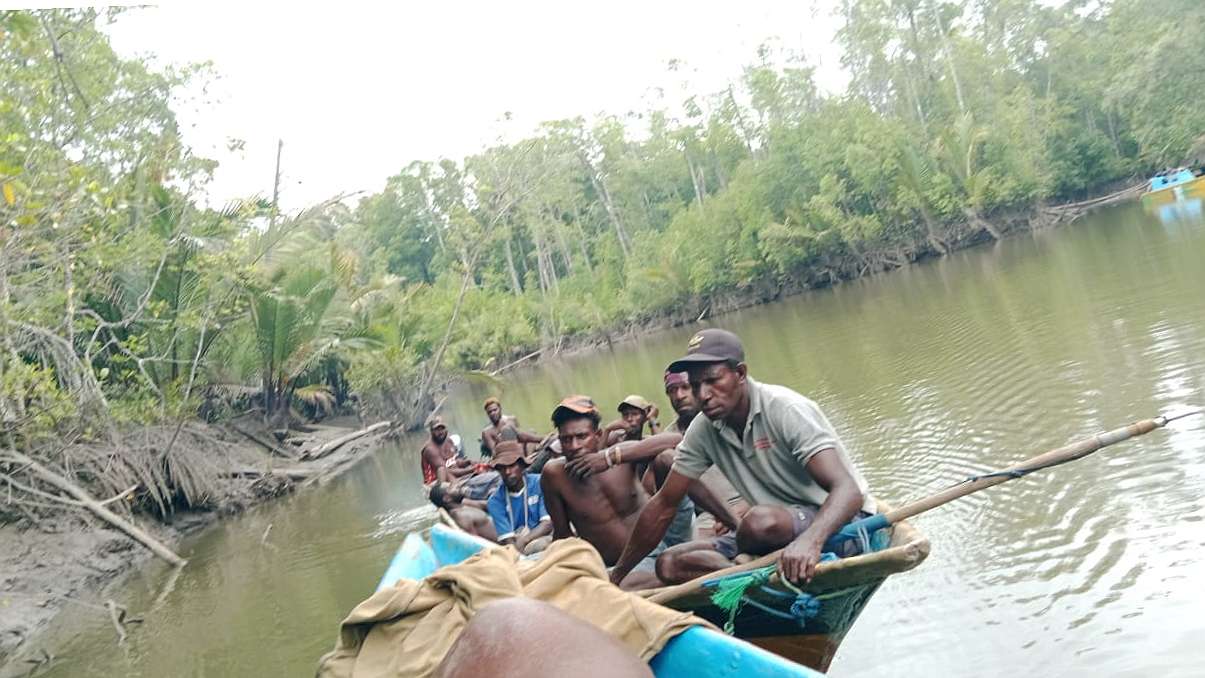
[655,540,733,584]
[734,505,797,555]
[618,569,661,591]
[436,598,653,678]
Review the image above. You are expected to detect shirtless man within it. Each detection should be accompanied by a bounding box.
[428,483,497,541]
[480,397,546,458]
[421,416,474,485]
[541,396,738,590]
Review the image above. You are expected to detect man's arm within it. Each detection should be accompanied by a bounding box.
[539,467,574,540]
[779,449,863,584]
[514,519,552,552]
[482,428,499,455]
[485,491,515,544]
[607,470,692,586]
[684,479,740,533]
[646,406,661,435]
[422,446,450,483]
[565,432,683,480]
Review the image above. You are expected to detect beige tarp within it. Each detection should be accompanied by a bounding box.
[316,537,709,678]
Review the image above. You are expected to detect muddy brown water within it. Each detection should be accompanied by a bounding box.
[24,202,1205,677]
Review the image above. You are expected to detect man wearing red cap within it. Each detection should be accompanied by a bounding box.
[609,329,874,586]
[540,396,689,589]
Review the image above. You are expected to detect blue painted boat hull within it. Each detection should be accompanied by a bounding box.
[377,523,826,678]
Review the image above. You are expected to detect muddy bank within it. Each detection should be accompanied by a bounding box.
[0,418,392,672]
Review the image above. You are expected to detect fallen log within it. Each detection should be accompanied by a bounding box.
[231,424,297,459]
[300,421,390,461]
[226,467,317,480]
[1,449,186,567]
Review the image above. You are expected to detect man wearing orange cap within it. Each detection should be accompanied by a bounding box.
[420,416,474,485]
[609,329,874,587]
[485,440,552,554]
[541,396,739,590]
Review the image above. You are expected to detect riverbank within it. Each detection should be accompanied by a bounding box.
[490,180,1144,373]
[0,417,393,673]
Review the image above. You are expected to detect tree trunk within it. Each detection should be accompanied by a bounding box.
[417,251,478,409]
[584,159,631,257]
[503,235,523,295]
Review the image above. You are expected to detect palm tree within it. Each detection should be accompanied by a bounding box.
[248,263,340,431]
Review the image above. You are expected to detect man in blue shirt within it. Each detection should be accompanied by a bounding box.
[486,441,552,554]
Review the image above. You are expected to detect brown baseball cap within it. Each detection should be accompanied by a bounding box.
[618,394,652,413]
[490,440,526,468]
[667,328,745,373]
[428,415,447,430]
[551,395,598,423]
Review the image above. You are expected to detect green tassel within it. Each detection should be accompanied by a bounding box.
[707,567,773,634]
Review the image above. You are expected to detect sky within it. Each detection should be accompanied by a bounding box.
[90,1,851,210]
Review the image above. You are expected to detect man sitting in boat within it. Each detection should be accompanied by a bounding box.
[421,416,476,485]
[541,396,739,590]
[608,329,876,587]
[603,394,661,446]
[428,482,497,541]
[480,396,547,458]
[485,441,553,555]
[664,370,750,538]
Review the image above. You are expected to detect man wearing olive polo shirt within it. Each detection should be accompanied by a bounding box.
[608,328,875,587]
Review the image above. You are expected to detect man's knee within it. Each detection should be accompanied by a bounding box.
[735,505,795,554]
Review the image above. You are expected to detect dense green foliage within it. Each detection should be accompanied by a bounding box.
[336,0,1205,375]
[2,0,1203,460]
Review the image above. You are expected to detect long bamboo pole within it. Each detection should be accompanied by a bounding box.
[646,410,1199,605]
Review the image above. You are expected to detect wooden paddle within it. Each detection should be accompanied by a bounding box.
[644,409,1201,604]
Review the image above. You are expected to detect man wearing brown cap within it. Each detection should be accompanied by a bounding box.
[664,370,749,538]
[609,329,874,587]
[421,416,474,485]
[484,441,551,554]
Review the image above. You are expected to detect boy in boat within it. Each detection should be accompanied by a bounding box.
[485,441,552,554]
[608,329,875,587]
[428,483,497,541]
[541,396,739,589]
[421,416,475,485]
[663,370,750,538]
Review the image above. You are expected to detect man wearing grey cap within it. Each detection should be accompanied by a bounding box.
[608,328,874,587]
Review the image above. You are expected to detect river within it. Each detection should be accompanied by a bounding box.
[29,201,1205,677]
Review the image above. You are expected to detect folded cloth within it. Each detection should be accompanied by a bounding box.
[316,537,709,678]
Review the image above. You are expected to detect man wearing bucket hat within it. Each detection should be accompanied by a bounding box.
[609,329,874,587]
[484,440,552,554]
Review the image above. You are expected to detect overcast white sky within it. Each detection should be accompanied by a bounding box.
[90,1,850,210]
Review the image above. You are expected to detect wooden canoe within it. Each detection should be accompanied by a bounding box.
[378,522,827,677]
